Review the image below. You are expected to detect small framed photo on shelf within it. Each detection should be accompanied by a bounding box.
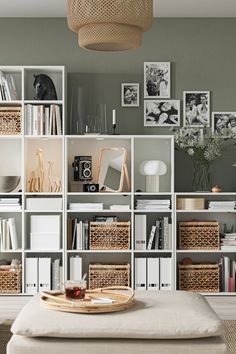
[144,100,180,127]
[144,62,171,98]
[121,83,140,107]
[212,112,236,134]
[183,91,210,127]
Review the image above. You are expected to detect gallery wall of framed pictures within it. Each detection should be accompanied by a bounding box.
[120,61,236,135]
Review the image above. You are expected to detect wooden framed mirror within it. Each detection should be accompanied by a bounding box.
[97,147,130,192]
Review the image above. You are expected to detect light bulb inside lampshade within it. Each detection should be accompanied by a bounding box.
[139,160,167,176]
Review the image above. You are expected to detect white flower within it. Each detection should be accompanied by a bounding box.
[187,148,194,156]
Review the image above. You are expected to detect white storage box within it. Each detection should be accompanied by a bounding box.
[26,198,63,211]
[30,215,61,250]
[30,232,60,250]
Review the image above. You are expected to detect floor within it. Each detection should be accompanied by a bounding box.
[1,295,236,321]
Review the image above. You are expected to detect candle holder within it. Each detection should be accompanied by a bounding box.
[112,124,120,135]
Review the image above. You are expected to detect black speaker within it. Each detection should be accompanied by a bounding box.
[72,156,92,181]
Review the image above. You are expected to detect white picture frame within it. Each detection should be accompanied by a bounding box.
[212,112,236,134]
[183,91,210,127]
[121,83,140,107]
[144,100,180,127]
[144,62,171,99]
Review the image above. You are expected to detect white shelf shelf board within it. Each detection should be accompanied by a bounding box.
[177,210,236,213]
[67,209,131,213]
[67,192,131,196]
[24,100,63,104]
[134,209,172,213]
[24,249,63,253]
[67,250,132,253]
[134,250,172,253]
[177,250,235,253]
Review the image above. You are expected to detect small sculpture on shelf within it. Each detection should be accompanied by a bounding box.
[28,148,62,193]
[139,160,167,192]
[28,148,45,192]
[33,74,57,100]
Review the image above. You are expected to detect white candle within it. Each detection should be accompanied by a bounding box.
[112,109,116,125]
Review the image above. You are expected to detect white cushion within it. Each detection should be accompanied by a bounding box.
[7,335,229,354]
[11,291,224,339]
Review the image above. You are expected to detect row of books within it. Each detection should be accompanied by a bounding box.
[136,199,171,211]
[221,233,236,251]
[67,216,118,250]
[0,198,21,211]
[25,258,62,294]
[219,257,236,292]
[135,215,172,250]
[208,201,236,211]
[135,257,172,291]
[0,71,18,101]
[0,217,19,250]
[25,104,62,135]
[67,218,89,250]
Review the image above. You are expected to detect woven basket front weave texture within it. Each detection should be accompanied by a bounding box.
[178,221,220,250]
[89,264,130,289]
[178,264,220,292]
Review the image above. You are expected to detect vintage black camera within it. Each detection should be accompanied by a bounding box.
[72,156,92,181]
[83,183,99,193]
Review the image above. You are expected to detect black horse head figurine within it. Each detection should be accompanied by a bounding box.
[33,74,58,100]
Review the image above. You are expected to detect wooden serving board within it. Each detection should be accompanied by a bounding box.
[40,286,135,314]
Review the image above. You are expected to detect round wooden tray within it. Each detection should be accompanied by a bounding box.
[40,286,135,314]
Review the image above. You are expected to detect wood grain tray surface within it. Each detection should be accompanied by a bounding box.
[40,286,135,314]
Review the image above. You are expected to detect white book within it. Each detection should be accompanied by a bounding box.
[76,221,83,250]
[8,218,19,250]
[135,258,146,291]
[147,258,159,291]
[59,266,63,287]
[25,258,38,294]
[135,215,146,250]
[40,105,44,135]
[224,257,230,292]
[32,105,38,135]
[147,225,156,250]
[45,107,50,135]
[8,74,18,100]
[39,258,51,292]
[168,223,172,250]
[70,256,82,281]
[55,105,62,135]
[3,219,10,250]
[52,259,61,290]
[160,258,172,291]
[26,104,33,135]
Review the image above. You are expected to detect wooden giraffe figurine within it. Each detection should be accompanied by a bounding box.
[28,148,45,192]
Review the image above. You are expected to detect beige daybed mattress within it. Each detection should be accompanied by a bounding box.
[7,291,229,354]
[8,334,229,354]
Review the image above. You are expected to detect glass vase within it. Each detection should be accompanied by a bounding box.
[192,160,211,192]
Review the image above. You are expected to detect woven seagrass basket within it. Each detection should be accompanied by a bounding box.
[0,107,21,135]
[89,221,130,250]
[178,264,220,292]
[178,221,220,250]
[89,263,130,290]
[0,265,22,294]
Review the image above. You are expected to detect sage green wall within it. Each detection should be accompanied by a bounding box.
[0,18,235,191]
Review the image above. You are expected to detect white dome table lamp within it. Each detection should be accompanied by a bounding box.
[139,160,167,192]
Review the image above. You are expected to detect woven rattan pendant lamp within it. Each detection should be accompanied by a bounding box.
[67,0,153,51]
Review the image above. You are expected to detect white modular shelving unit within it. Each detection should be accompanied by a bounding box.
[0,65,65,296]
[1,66,236,298]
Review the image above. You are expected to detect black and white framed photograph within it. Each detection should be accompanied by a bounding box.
[144,100,180,127]
[183,91,210,127]
[212,112,236,134]
[144,62,171,98]
[121,83,140,107]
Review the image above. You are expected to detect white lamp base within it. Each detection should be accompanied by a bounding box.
[145,175,159,193]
